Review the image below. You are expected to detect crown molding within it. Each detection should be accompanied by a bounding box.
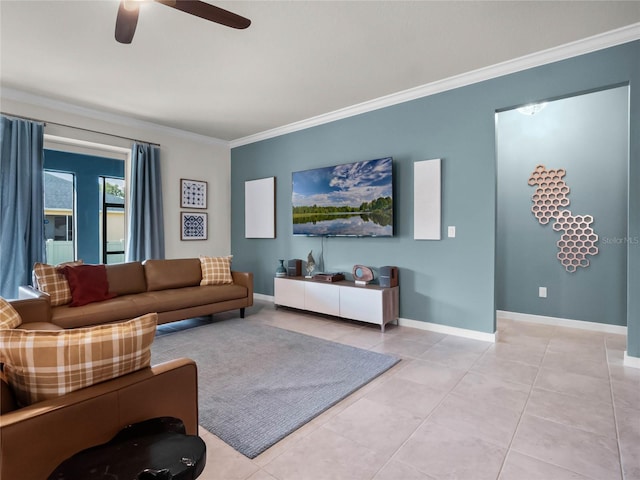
[230,22,640,148]
[1,88,229,147]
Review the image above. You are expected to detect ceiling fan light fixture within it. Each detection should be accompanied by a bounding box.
[115,0,251,45]
[123,0,145,12]
[116,0,140,43]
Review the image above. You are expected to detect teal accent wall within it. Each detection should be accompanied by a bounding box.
[44,150,124,264]
[231,41,640,353]
[496,86,629,326]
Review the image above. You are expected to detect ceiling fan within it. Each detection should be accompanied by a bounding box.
[115,0,251,44]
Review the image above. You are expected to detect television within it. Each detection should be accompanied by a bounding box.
[292,157,393,237]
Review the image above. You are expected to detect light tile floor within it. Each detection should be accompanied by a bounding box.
[162,300,640,480]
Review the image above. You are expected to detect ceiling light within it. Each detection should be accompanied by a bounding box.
[518,102,547,116]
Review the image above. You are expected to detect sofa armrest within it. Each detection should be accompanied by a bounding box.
[232,271,254,306]
[0,358,198,480]
[9,297,52,324]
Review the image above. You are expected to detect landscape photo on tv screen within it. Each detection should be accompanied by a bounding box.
[292,157,393,236]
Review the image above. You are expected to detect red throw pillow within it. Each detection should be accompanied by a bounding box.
[59,265,117,307]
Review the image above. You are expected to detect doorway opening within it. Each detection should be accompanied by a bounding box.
[495,85,629,330]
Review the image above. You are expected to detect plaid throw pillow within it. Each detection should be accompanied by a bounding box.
[0,313,157,407]
[199,255,233,285]
[33,261,83,306]
[0,297,22,330]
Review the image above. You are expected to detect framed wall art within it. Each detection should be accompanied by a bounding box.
[181,212,208,240]
[181,178,208,209]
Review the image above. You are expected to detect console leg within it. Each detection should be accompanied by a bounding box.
[240,308,245,318]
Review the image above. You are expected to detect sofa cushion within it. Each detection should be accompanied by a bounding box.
[33,261,83,306]
[0,297,22,329]
[17,322,63,331]
[0,313,157,407]
[105,261,147,295]
[50,296,148,329]
[59,264,117,307]
[132,284,248,313]
[144,258,202,291]
[200,255,233,285]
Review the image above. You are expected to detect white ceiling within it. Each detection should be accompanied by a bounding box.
[1,1,640,143]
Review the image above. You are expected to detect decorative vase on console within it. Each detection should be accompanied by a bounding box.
[276,259,287,278]
[305,250,316,278]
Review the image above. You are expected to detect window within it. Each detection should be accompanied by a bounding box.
[44,171,75,264]
[44,145,127,265]
[100,177,125,264]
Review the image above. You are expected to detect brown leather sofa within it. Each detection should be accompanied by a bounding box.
[1,298,200,480]
[18,257,254,329]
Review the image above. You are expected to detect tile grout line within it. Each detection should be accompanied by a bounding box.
[605,334,626,480]
[496,325,616,480]
[368,335,496,479]
[494,329,551,479]
[360,331,450,479]
[366,331,467,479]
[371,324,546,479]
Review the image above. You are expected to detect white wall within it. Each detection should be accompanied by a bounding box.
[1,95,231,259]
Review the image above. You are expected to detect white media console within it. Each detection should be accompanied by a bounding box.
[274,277,399,332]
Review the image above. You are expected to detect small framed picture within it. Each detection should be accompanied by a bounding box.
[181,178,207,209]
[181,212,208,240]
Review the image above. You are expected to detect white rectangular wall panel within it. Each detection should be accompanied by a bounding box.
[414,159,441,240]
[245,177,275,238]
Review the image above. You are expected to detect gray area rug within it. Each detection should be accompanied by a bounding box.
[151,318,400,458]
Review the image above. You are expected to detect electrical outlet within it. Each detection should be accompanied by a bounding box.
[539,287,547,298]
[448,226,456,238]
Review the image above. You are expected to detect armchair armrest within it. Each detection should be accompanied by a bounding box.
[0,358,198,480]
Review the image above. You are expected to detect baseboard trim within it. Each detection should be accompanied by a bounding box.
[398,317,495,343]
[497,310,627,335]
[253,293,274,302]
[624,352,640,369]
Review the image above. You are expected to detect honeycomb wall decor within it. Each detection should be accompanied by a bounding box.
[528,164,598,272]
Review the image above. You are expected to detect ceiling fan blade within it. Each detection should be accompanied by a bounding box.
[165,1,251,29]
[115,1,140,44]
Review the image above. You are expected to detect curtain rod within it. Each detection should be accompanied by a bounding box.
[1,111,161,147]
